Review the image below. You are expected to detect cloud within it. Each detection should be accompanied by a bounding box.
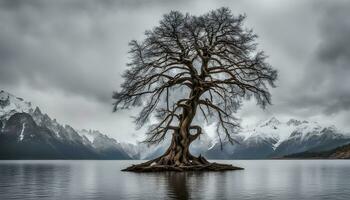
[0,0,190,103]
[0,0,196,141]
[314,2,350,114]
[273,1,350,116]
[1,0,350,141]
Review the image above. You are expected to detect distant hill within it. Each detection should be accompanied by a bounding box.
[283,143,350,159]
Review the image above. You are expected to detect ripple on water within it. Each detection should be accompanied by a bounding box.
[0,160,350,200]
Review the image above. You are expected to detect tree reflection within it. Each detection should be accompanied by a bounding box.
[160,172,208,200]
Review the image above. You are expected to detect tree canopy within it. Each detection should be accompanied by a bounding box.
[113,7,277,149]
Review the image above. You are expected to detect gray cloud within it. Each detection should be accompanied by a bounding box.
[1,0,350,141]
[272,1,350,116]
[315,3,350,115]
[0,0,191,103]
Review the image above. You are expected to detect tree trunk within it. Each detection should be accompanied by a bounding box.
[147,103,201,167]
[122,110,243,172]
[122,89,243,172]
[157,130,198,166]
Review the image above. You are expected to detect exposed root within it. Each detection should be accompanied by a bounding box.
[122,155,243,172]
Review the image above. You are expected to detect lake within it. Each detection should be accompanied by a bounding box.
[0,160,350,200]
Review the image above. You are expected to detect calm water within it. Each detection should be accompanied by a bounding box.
[0,160,350,200]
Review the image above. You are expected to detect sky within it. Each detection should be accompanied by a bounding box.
[1,0,350,142]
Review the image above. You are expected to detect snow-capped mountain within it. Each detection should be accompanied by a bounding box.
[272,124,349,157]
[0,90,131,159]
[205,117,350,159]
[1,89,350,160]
[78,129,131,159]
[0,90,33,122]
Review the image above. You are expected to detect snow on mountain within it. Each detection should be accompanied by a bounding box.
[78,129,119,147]
[236,117,341,150]
[205,117,350,159]
[0,90,131,159]
[241,117,313,150]
[272,123,349,157]
[75,116,350,160]
[31,107,62,138]
[2,89,350,159]
[0,90,33,121]
[77,129,131,159]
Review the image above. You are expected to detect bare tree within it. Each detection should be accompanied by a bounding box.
[113,7,277,171]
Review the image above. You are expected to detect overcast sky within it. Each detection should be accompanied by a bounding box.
[1,0,350,142]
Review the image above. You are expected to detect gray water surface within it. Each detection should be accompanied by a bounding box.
[0,160,349,200]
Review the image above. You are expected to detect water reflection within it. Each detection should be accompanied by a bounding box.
[160,172,217,200]
[1,160,350,200]
[0,161,72,199]
[138,170,244,200]
[163,172,191,200]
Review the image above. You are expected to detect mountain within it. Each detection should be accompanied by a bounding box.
[0,90,33,121]
[0,112,100,159]
[2,90,350,160]
[78,129,131,159]
[204,117,350,159]
[120,133,212,160]
[284,143,350,159]
[272,124,350,157]
[122,117,350,160]
[0,90,131,159]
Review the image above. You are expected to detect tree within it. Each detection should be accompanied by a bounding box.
[113,7,277,172]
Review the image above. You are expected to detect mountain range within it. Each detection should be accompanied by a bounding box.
[0,90,130,159]
[1,90,350,160]
[204,117,350,159]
